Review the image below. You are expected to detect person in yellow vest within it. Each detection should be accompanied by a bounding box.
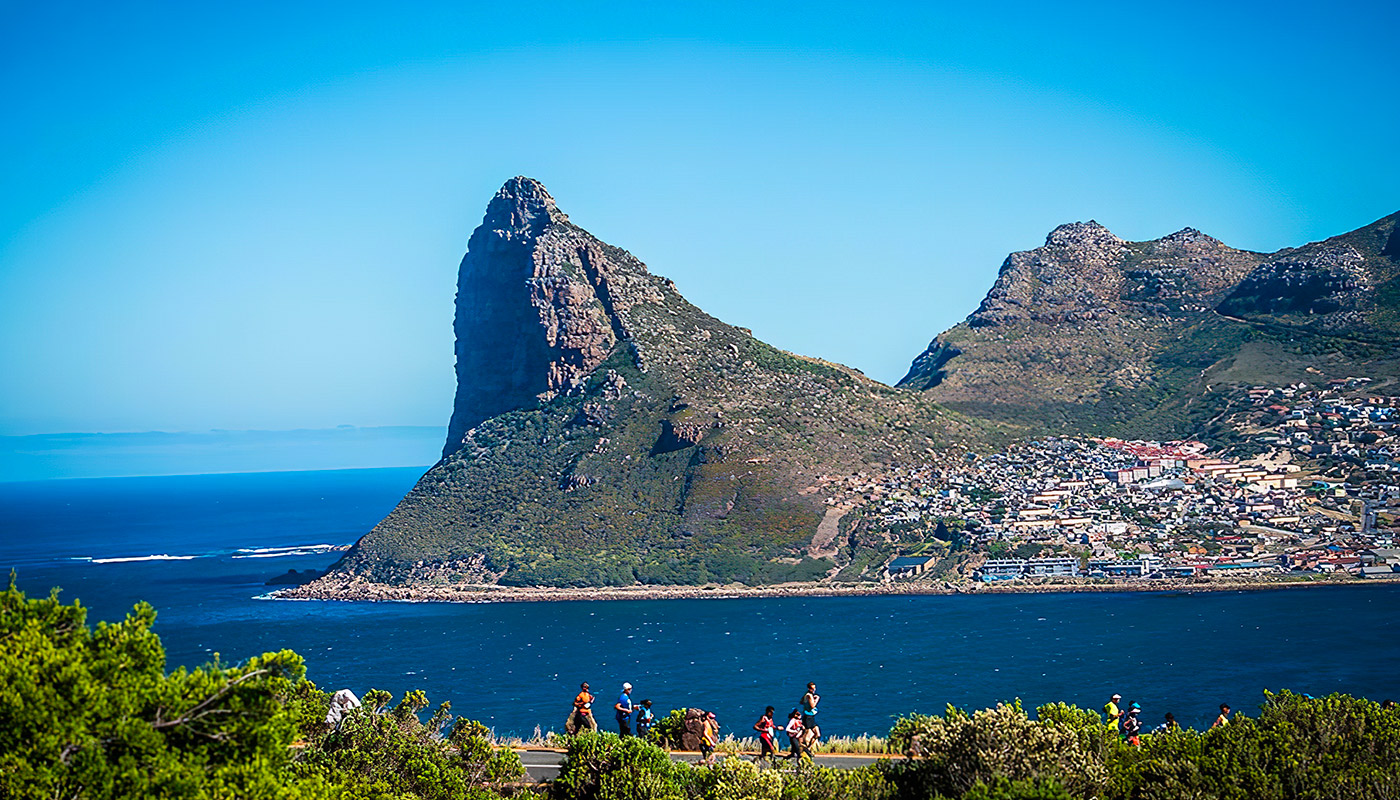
[698,711,720,764]
[1103,693,1123,729]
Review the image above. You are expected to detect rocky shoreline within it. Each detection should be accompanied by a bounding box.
[265,573,1400,604]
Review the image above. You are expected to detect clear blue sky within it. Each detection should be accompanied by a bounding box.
[3,0,1397,436]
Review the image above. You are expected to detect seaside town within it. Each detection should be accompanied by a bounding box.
[821,381,1400,586]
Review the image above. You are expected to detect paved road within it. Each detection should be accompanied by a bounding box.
[514,748,898,783]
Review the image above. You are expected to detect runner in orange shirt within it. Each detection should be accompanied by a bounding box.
[571,681,597,732]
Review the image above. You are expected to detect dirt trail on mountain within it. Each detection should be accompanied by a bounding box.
[808,505,852,559]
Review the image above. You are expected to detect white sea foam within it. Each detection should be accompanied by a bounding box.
[232,544,340,559]
[80,543,343,565]
[90,554,199,564]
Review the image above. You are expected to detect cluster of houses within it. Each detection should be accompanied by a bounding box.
[1237,380,1400,476]
[815,418,1400,584]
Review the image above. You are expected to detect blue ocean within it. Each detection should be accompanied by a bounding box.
[4,467,1398,738]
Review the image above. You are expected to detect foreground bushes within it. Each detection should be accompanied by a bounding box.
[881,696,1400,800]
[559,696,1400,800]
[7,576,1400,800]
[0,577,528,800]
[553,733,858,800]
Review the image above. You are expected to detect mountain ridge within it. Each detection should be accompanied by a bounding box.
[900,210,1400,439]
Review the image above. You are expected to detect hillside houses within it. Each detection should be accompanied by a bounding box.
[831,419,1398,583]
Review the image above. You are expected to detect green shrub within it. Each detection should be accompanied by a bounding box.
[553,731,690,800]
[1111,691,1400,800]
[693,757,782,800]
[781,765,891,800]
[959,776,1073,800]
[883,702,1108,799]
[0,575,307,800]
[291,697,523,800]
[886,694,1400,800]
[648,708,688,749]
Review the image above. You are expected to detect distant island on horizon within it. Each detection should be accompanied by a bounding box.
[265,177,1400,601]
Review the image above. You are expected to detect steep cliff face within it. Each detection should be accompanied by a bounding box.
[311,178,979,590]
[444,178,639,457]
[902,212,1400,438]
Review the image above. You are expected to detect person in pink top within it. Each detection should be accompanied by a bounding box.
[783,708,806,760]
[752,706,777,764]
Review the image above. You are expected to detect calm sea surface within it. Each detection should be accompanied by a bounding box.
[3,468,1398,737]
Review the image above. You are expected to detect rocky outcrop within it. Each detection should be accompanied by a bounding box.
[969,221,1130,327]
[899,338,961,392]
[1216,212,1400,335]
[965,221,1262,328]
[1119,227,1262,311]
[1220,244,1371,320]
[680,708,708,751]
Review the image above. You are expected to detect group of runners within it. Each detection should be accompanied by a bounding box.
[566,681,656,738]
[750,682,823,765]
[566,683,1265,759]
[565,680,824,764]
[1102,692,1231,745]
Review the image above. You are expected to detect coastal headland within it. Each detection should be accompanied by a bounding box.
[298,178,1400,599]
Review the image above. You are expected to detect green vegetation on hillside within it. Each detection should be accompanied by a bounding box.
[341,349,841,588]
[335,307,976,589]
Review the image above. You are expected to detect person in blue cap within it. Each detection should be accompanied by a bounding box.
[614,682,635,737]
[1122,703,1143,745]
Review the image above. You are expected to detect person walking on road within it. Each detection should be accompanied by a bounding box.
[1152,712,1179,734]
[614,682,635,737]
[1122,704,1143,746]
[784,708,807,761]
[753,706,777,765]
[636,699,655,739]
[1103,693,1123,730]
[698,711,720,765]
[1213,704,1232,728]
[570,682,597,733]
[801,682,821,739]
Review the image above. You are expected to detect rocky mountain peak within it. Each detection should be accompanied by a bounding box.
[444,177,630,457]
[301,178,981,594]
[1044,220,1127,254]
[967,220,1129,327]
[482,176,569,239]
[1160,227,1218,245]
